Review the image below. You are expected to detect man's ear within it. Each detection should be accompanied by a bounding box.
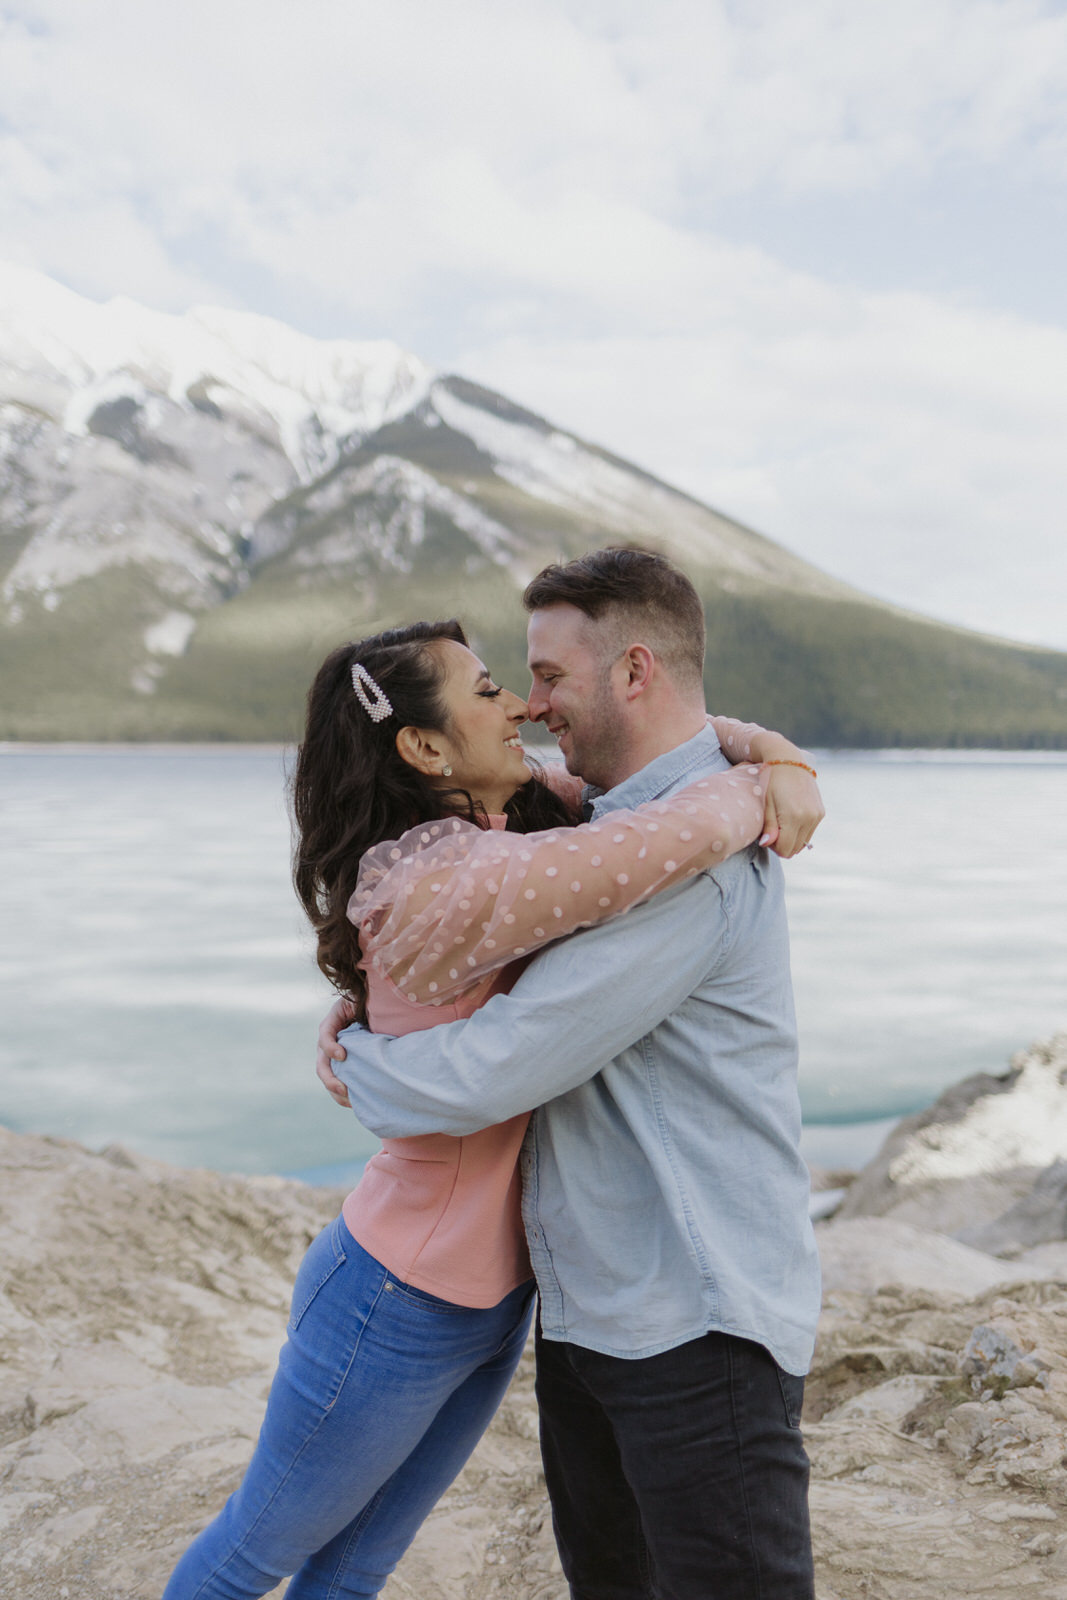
[395,724,448,777]
[621,644,655,699]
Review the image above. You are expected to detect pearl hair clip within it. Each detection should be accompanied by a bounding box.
[351,662,393,722]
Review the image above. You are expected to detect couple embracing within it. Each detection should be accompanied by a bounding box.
[165,547,824,1600]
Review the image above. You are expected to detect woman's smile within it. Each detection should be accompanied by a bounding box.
[429,639,532,813]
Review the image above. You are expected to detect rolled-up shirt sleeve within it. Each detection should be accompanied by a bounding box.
[335,872,728,1138]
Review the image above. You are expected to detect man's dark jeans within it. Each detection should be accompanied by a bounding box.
[535,1324,814,1600]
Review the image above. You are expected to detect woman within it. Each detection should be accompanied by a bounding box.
[164,619,819,1599]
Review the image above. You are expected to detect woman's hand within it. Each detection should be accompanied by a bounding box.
[316,996,359,1108]
[707,715,825,858]
[758,763,824,857]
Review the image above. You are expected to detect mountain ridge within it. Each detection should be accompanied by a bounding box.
[2,264,1065,746]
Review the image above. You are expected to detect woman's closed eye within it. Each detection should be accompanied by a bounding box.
[478,685,504,699]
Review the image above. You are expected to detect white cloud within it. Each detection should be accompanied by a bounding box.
[5,1,1065,293]
[0,0,1065,647]
[576,0,1067,195]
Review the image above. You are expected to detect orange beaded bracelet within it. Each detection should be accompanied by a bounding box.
[764,758,818,779]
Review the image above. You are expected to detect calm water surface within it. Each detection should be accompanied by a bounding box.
[2,746,1064,1179]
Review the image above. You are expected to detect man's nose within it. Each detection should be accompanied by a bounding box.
[526,683,549,722]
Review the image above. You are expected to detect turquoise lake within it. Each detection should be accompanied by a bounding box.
[2,746,1064,1181]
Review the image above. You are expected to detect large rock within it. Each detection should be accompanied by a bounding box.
[805,1276,1067,1599]
[816,1218,1052,1299]
[958,1160,1067,1255]
[836,1033,1067,1235]
[6,1040,1067,1600]
[0,1123,564,1600]
[0,1126,344,1600]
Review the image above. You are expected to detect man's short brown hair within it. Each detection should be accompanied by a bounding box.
[523,547,706,688]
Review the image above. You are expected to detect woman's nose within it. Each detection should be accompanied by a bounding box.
[505,690,528,722]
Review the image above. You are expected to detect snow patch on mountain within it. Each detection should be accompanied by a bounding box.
[431,382,640,518]
[144,611,197,657]
[430,382,841,592]
[0,262,434,481]
[2,474,238,617]
[187,306,434,441]
[279,457,522,577]
[65,373,149,436]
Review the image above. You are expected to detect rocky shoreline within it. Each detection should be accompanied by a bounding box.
[2,1034,1067,1598]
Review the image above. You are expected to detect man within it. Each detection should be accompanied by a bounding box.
[319,547,823,1599]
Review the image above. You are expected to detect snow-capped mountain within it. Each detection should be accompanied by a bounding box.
[0,261,433,476]
[1,263,1065,745]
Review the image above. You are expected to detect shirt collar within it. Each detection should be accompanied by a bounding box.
[582,723,724,819]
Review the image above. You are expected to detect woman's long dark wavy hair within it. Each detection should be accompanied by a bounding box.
[291,619,577,1011]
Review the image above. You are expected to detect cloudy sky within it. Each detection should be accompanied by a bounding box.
[2,0,1066,649]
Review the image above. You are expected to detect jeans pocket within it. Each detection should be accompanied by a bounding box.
[383,1276,470,1314]
[775,1365,806,1431]
[288,1216,348,1334]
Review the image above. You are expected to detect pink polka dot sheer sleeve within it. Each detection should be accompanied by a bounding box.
[705,713,765,759]
[348,758,767,1008]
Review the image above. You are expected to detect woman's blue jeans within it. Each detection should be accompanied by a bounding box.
[164,1215,534,1599]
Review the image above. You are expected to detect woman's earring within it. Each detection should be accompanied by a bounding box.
[441,764,453,778]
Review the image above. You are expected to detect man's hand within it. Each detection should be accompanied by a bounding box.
[758,764,825,857]
[317,995,359,1108]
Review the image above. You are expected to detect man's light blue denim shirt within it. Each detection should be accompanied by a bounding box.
[336,724,821,1375]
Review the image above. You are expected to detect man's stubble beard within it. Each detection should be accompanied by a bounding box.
[564,672,629,791]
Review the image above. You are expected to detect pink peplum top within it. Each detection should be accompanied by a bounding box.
[339,718,769,1309]
[341,817,536,1308]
